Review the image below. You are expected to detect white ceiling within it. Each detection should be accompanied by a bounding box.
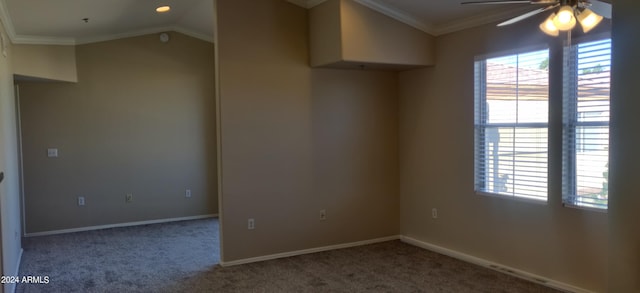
[0,0,558,45]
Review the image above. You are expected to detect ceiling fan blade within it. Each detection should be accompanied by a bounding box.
[497,4,558,26]
[589,0,612,19]
[531,0,558,3]
[462,0,530,5]
[461,0,555,5]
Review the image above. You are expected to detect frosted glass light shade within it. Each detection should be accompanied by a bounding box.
[540,13,559,36]
[553,5,576,31]
[156,6,171,13]
[577,9,603,33]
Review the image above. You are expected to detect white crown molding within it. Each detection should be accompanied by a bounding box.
[0,0,16,41]
[9,26,214,46]
[173,27,215,43]
[353,0,436,35]
[75,26,214,45]
[287,0,548,37]
[11,35,76,45]
[288,0,435,35]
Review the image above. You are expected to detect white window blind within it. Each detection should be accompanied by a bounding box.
[474,49,549,201]
[563,38,611,210]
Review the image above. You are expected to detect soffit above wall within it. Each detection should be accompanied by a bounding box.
[288,0,539,36]
[0,0,214,45]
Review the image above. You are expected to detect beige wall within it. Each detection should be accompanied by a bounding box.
[609,0,640,290]
[18,32,217,233]
[309,0,342,67]
[0,20,23,293]
[309,0,434,69]
[217,0,399,262]
[398,16,609,292]
[13,44,77,82]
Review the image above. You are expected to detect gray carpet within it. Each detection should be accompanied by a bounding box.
[17,218,560,293]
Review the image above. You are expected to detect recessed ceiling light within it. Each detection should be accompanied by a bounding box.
[156,6,171,13]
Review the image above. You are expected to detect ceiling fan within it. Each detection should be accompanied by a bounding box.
[461,0,612,36]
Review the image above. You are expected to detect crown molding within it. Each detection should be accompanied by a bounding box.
[173,27,215,43]
[75,26,214,45]
[0,0,16,41]
[353,0,436,35]
[288,0,435,35]
[11,35,75,45]
[8,26,213,46]
[287,0,546,37]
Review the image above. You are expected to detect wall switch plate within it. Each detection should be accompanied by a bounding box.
[432,208,438,219]
[78,196,85,206]
[126,193,133,203]
[47,148,59,158]
[248,218,255,230]
[185,189,192,198]
[319,209,326,220]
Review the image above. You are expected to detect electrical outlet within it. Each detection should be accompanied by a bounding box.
[248,218,255,230]
[432,208,438,219]
[126,193,133,203]
[78,196,85,206]
[185,189,192,198]
[319,209,326,220]
[47,148,59,158]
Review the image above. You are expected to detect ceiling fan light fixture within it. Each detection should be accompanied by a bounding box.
[540,13,559,36]
[552,5,576,31]
[156,6,171,13]
[577,8,603,33]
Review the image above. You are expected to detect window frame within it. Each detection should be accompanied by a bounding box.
[473,46,551,203]
[562,35,611,211]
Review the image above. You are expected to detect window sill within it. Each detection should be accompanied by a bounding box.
[562,203,608,213]
[475,191,548,206]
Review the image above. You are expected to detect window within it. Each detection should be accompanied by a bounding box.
[563,38,611,210]
[474,49,550,201]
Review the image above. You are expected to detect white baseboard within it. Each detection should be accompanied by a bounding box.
[400,236,592,293]
[20,220,592,293]
[25,214,218,237]
[220,235,401,267]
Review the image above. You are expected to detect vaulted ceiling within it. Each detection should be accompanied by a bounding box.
[0,0,215,45]
[0,0,555,45]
